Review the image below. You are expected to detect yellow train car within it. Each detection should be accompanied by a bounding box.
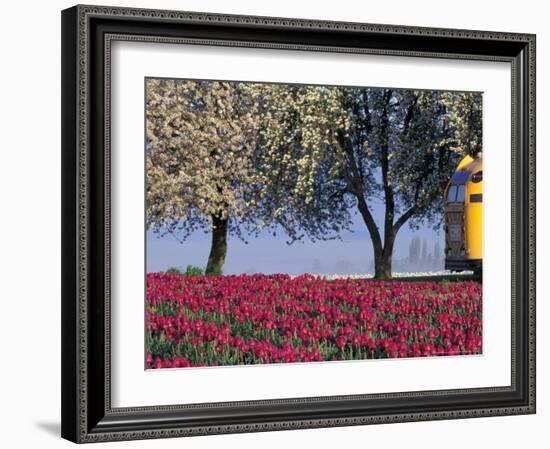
[444,154,483,275]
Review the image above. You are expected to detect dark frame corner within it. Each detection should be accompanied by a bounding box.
[61,4,536,443]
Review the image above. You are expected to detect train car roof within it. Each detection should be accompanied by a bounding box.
[450,156,482,183]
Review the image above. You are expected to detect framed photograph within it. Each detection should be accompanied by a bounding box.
[61,4,536,443]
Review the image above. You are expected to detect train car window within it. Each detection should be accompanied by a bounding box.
[456,185,465,202]
[470,193,483,202]
[446,185,457,203]
[471,171,483,183]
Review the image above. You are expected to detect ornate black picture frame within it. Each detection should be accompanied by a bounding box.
[61,4,536,443]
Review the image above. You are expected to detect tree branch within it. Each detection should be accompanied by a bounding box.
[336,137,383,256]
[403,96,417,135]
[356,193,383,256]
[380,90,394,251]
[392,205,417,238]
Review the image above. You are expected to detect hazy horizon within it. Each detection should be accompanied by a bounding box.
[146,210,444,275]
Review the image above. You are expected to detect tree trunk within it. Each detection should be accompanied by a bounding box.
[374,89,395,281]
[374,254,392,280]
[373,235,395,280]
[205,215,228,276]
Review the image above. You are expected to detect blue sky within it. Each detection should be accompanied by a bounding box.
[146,202,444,275]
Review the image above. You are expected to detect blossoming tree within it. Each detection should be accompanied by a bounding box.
[261,86,482,279]
[146,79,264,275]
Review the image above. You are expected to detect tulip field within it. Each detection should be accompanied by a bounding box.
[145,273,482,369]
